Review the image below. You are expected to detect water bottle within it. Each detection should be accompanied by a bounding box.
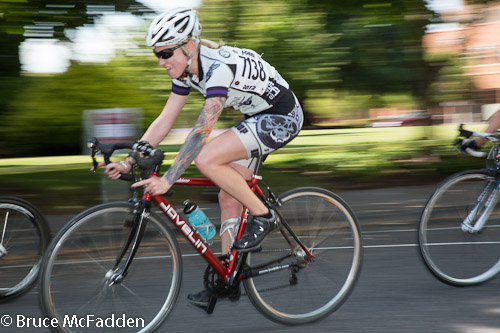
[183,200,216,242]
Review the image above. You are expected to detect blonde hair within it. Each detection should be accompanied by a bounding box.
[200,38,225,49]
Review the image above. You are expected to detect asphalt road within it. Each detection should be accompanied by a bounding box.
[3,184,500,333]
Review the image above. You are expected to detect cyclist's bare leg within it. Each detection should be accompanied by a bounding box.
[196,130,277,252]
[194,130,268,216]
[189,148,255,306]
[218,163,253,255]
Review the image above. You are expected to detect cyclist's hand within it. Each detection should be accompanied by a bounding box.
[132,176,172,195]
[460,139,478,154]
[105,161,130,179]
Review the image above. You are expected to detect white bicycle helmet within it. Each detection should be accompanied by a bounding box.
[146,7,202,47]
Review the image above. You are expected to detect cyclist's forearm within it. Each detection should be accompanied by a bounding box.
[140,93,188,147]
[163,128,204,183]
[485,110,500,134]
[163,97,225,184]
[125,95,187,166]
[477,110,500,146]
[141,118,172,147]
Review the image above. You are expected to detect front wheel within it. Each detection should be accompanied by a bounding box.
[39,202,182,332]
[244,187,363,325]
[0,196,50,302]
[418,170,500,286]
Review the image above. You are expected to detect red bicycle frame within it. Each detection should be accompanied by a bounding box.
[147,174,264,281]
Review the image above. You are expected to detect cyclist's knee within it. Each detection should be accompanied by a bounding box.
[194,150,214,175]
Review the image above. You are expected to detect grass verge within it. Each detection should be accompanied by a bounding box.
[0,124,487,214]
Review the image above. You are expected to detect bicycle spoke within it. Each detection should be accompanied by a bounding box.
[1,211,9,246]
[40,203,181,332]
[419,171,500,286]
[0,198,49,302]
[244,188,362,324]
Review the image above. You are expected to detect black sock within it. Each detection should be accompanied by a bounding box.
[256,210,272,219]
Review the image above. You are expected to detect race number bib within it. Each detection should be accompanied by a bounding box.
[231,49,271,95]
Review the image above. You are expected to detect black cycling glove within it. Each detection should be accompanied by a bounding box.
[460,139,478,154]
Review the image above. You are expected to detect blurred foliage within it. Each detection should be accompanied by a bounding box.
[0,0,145,118]
[2,63,151,156]
[0,125,486,212]
[200,0,432,124]
[0,0,449,156]
[427,53,474,102]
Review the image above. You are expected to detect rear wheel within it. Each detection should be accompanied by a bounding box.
[0,196,50,302]
[39,202,182,332]
[244,187,363,325]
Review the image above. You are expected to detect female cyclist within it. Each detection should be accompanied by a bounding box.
[105,7,304,308]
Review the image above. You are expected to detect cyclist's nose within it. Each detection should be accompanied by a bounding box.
[158,58,168,66]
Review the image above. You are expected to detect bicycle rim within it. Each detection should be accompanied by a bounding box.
[0,197,49,301]
[39,202,182,332]
[244,187,362,325]
[419,171,500,286]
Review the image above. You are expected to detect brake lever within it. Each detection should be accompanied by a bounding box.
[91,156,98,174]
[88,138,100,173]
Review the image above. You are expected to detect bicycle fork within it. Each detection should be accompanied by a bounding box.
[462,181,500,233]
[106,202,149,285]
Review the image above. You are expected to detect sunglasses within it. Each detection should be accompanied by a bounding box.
[153,43,186,60]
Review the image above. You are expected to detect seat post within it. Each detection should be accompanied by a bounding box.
[252,155,266,176]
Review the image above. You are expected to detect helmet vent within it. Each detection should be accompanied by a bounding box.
[176,21,189,34]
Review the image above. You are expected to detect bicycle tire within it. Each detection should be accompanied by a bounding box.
[418,170,500,286]
[39,202,182,332]
[0,196,50,302]
[243,187,363,325]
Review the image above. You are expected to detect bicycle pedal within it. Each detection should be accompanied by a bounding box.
[206,295,218,314]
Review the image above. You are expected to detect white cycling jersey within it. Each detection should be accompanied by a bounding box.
[171,45,290,116]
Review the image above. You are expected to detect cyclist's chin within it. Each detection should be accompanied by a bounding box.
[166,68,181,79]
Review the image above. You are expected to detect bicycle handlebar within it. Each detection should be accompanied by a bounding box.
[87,137,165,181]
[464,148,487,158]
[458,124,499,141]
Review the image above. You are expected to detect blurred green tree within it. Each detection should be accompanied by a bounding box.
[0,0,462,155]
[0,0,147,117]
[200,0,433,124]
[1,62,150,156]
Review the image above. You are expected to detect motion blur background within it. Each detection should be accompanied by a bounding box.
[1,0,500,211]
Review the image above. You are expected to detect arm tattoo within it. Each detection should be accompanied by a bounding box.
[164,96,226,184]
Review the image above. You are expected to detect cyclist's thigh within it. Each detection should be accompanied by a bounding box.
[231,109,303,161]
[196,129,248,165]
